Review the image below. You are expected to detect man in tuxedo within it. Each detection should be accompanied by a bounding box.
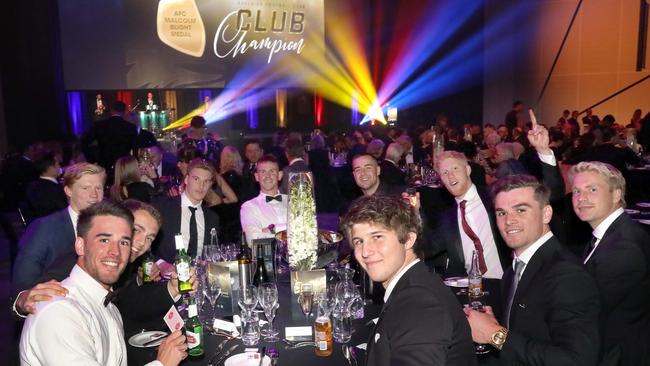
[153,159,220,263]
[240,154,287,244]
[464,175,600,366]
[570,161,650,366]
[240,139,263,202]
[433,124,564,279]
[280,137,310,194]
[82,100,137,181]
[352,154,404,198]
[379,143,406,187]
[19,201,187,366]
[12,163,105,295]
[24,152,67,220]
[341,194,475,366]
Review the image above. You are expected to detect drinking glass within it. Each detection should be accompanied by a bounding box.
[317,284,337,318]
[203,244,220,263]
[298,283,314,321]
[331,311,351,343]
[259,282,280,341]
[204,276,221,320]
[238,284,258,317]
[468,291,490,355]
[241,311,261,346]
[335,268,363,317]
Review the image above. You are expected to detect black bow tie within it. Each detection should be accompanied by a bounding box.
[104,288,120,307]
[266,195,282,202]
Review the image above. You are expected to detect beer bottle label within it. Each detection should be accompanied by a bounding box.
[315,331,327,351]
[177,262,190,282]
[186,329,201,349]
[144,262,153,276]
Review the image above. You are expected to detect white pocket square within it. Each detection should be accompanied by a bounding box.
[374,333,381,343]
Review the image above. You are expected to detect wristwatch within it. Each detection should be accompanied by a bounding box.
[490,328,508,350]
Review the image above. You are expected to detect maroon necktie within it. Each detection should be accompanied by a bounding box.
[459,200,488,274]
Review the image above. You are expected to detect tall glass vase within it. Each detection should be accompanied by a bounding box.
[287,172,319,272]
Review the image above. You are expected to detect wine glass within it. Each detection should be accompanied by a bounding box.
[238,284,258,317]
[317,284,337,318]
[298,283,314,322]
[204,276,222,321]
[259,282,280,341]
[468,290,490,355]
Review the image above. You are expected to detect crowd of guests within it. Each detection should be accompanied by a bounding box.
[2,101,650,365]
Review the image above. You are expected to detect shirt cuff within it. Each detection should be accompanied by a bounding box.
[144,361,164,366]
[12,290,28,319]
[537,151,556,166]
[167,281,181,302]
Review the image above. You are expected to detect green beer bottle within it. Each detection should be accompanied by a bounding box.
[185,297,204,357]
[141,250,154,283]
[174,234,192,293]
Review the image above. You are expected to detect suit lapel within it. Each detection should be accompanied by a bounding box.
[447,204,466,270]
[589,214,625,263]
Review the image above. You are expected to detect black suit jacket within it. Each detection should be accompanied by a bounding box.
[280,159,310,194]
[499,236,600,366]
[366,261,476,366]
[24,178,67,220]
[152,196,220,262]
[584,214,650,366]
[82,115,138,174]
[379,160,406,186]
[239,161,260,203]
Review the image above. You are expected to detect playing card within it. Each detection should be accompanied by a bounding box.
[163,305,184,332]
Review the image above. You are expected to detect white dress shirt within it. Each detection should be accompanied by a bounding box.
[583,208,624,263]
[180,192,206,255]
[456,184,504,279]
[513,231,554,278]
[383,259,420,302]
[67,205,79,235]
[240,191,288,245]
[19,265,162,366]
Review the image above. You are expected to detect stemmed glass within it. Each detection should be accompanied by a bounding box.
[298,283,314,322]
[469,289,490,355]
[204,275,222,321]
[259,282,280,341]
[238,284,259,317]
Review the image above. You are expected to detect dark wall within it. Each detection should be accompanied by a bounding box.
[1,0,68,152]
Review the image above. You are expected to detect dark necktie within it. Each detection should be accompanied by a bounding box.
[504,259,525,328]
[459,200,487,274]
[250,163,256,175]
[104,288,119,307]
[266,195,282,203]
[582,235,598,262]
[188,206,198,257]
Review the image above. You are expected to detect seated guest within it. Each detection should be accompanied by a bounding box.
[341,195,476,366]
[379,143,406,187]
[567,127,643,176]
[308,133,341,213]
[240,155,287,244]
[153,159,220,263]
[240,139,263,202]
[12,163,105,295]
[110,155,154,203]
[280,136,310,194]
[464,175,599,366]
[220,145,245,198]
[365,139,385,160]
[24,152,67,220]
[19,201,187,366]
[570,162,650,365]
[352,154,404,197]
[492,143,526,180]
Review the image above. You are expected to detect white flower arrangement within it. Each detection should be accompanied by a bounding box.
[287,172,318,271]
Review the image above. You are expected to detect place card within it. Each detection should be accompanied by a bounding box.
[284,326,313,341]
[213,318,239,336]
[356,343,367,350]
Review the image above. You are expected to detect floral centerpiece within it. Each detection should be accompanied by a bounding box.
[286,172,319,272]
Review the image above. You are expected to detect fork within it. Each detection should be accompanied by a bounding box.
[210,344,240,366]
[206,338,231,365]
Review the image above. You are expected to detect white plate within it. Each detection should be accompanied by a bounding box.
[636,219,650,225]
[128,331,167,348]
[636,202,650,208]
[624,209,640,215]
[443,277,469,288]
[224,353,271,366]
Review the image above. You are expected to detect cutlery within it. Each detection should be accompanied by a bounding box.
[342,345,358,366]
[206,338,231,365]
[142,334,168,347]
[211,344,239,366]
[285,342,315,350]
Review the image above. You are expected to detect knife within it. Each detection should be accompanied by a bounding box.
[142,333,168,347]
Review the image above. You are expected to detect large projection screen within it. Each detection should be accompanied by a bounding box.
[58,0,324,90]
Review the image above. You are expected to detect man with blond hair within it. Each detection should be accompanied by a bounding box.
[153,159,220,263]
[569,161,650,366]
[12,162,106,296]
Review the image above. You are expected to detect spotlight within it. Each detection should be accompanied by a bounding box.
[361,100,387,124]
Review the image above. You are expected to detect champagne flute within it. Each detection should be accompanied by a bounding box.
[259,282,280,341]
[298,283,314,322]
[238,284,258,317]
